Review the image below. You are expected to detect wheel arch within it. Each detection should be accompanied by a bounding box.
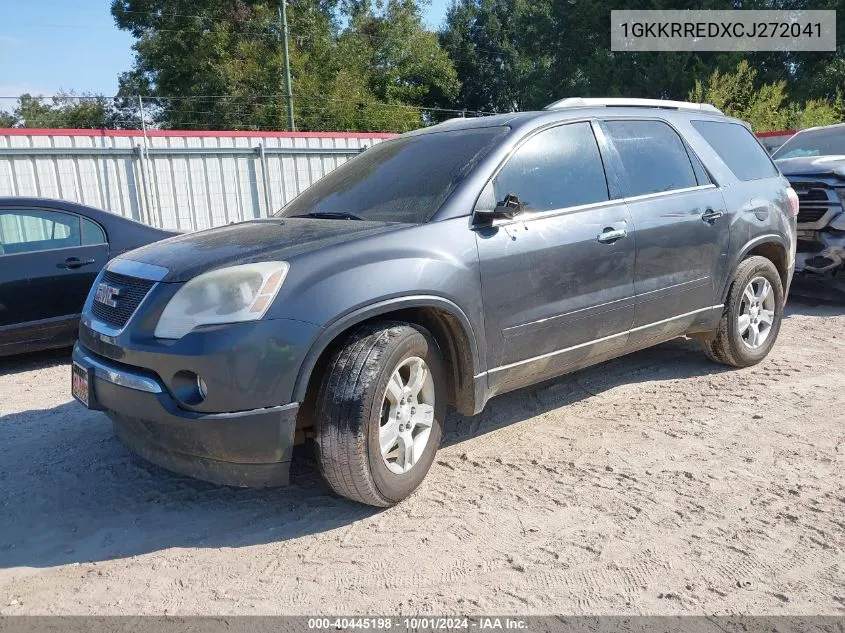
[293,296,482,420]
[722,235,791,303]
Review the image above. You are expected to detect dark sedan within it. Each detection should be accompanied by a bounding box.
[0,197,177,356]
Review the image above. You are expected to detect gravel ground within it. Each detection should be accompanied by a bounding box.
[1,300,843,615]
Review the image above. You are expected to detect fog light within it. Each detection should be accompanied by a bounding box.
[172,370,207,405]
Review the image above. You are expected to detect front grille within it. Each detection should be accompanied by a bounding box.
[798,187,828,202]
[792,183,842,226]
[91,270,155,329]
[797,207,829,223]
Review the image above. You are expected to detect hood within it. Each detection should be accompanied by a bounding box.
[116,218,406,282]
[775,155,845,179]
[113,226,182,258]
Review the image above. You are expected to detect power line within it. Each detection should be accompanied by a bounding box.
[116,9,265,23]
[5,17,526,64]
[0,94,495,116]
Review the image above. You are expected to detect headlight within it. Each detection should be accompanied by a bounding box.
[154,262,289,339]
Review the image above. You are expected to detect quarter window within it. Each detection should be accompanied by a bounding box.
[0,210,82,255]
[492,122,609,213]
[692,120,778,181]
[82,218,106,245]
[603,120,699,197]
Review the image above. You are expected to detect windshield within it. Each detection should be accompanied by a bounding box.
[773,126,845,159]
[277,126,507,224]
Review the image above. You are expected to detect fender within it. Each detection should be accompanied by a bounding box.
[291,294,482,405]
[720,233,792,302]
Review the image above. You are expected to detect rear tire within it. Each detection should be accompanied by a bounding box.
[314,321,446,507]
[703,256,784,368]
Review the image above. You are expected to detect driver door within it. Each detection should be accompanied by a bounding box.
[474,121,636,396]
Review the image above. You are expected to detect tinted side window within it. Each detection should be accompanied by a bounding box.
[0,210,81,255]
[603,120,698,197]
[692,120,778,181]
[493,122,609,213]
[82,218,106,245]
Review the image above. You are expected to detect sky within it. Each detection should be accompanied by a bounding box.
[0,0,451,103]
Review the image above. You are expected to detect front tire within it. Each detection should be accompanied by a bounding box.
[314,321,446,507]
[703,256,784,367]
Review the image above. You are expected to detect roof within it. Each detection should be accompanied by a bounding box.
[792,122,845,134]
[412,104,735,138]
[0,196,139,226]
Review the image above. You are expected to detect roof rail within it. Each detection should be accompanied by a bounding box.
[544,97,723,114]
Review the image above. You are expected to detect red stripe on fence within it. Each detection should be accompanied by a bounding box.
[0,128,397,139]
[755,129,797,138]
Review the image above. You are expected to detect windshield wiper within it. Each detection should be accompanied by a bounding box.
[291,212,364,221]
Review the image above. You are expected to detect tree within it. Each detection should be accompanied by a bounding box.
[787,93,845,129]
[110,0,460,132]
[0,92,130,129]
[439,0,554,113]
[339,0,459,115]
[440,0,738,113]
[440,0,845,117]
[690,60,843,132]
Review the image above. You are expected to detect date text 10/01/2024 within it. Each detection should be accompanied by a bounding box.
[307,618,529,630]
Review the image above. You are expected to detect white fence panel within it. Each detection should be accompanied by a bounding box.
[0,129,392,230]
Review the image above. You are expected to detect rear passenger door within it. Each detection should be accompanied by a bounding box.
[0,208,109,328]
[475,121,635,395]
[598,119,729,345]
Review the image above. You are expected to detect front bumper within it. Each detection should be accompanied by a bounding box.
[796,228,845,274]
[73,342,299,487]
[787,177,845,275]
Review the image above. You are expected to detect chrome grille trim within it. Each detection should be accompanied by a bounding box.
[91,271,156,329]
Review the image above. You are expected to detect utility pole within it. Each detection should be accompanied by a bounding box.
[279,0,295,131]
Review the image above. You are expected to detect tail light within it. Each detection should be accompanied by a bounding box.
[786,187,800,216]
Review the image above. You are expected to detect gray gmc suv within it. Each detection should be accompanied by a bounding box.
[72,98,797,507]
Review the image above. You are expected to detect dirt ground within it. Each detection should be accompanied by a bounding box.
[1,299,843,616]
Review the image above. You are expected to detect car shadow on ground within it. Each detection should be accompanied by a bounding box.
[0,335,738,570]
[0,347,71,377]
[788,276,845,306]
[784,295,845,318]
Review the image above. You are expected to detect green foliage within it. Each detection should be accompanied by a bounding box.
[689,61,843,132]
[3,0,843,134]
[439,0,550,112]
[0,92,131,129]
[440,0,845,120]
[439,0,738,113]
[110,0,459,132]
[786,92,845,129]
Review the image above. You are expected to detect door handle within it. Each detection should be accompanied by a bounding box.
[597,227,628,244]
[58,257,96,269]
[701,208,724,223]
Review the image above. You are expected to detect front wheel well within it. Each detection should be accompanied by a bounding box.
[298,307,477,432]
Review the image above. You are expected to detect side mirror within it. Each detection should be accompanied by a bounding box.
[495,193,522,218]
[475,192,522,225]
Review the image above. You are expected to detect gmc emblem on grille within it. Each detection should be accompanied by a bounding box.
[94,283,121,308]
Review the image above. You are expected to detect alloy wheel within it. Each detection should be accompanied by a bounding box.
[738,276,776,349]
[379,356,435,474]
